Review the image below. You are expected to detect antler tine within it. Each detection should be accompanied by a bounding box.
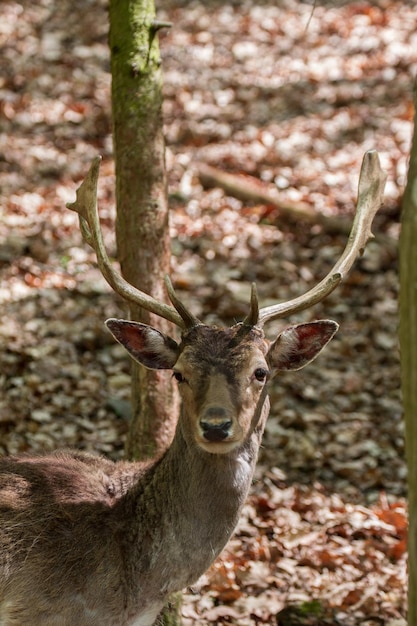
[67,156,185,329]
[257,150,387,326]
[164,276,202,329]
[242,283,260,327]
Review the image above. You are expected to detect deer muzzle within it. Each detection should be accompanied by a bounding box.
[200,407,233,443]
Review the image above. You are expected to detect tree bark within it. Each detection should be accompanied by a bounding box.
[108,3,181,623]
[399,83,417,626]
[108,0,179,461]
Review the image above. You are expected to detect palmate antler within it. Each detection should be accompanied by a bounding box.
[67,151,386,330]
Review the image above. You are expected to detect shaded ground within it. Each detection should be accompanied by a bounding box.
[0,0,415,623]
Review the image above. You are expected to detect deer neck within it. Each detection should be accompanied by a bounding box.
[166,384,270,520]
[121,389,270,600]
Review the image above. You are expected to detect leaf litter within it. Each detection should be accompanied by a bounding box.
[0,0,415,623]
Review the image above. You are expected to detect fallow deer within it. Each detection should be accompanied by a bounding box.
[0,152,385,626]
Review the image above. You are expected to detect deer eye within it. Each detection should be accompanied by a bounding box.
[173,371,185,383]
[254,368,269,382]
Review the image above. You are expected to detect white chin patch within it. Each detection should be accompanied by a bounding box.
[198,439,240,455]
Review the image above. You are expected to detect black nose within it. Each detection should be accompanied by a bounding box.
[200,420,232,442]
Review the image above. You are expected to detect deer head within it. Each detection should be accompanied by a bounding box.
[67,150,386,458]
[105,315,338,455]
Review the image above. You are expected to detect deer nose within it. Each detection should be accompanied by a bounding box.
[200,408,233,442]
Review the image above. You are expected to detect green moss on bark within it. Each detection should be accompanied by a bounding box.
[108,2,181,623]
[109,0,179,456]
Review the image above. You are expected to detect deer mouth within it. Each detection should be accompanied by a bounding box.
[198,438,241,454]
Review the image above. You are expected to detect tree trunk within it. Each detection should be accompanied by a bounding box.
[108,4,181,623]
[399,83,417,626]
[108,0,179,461]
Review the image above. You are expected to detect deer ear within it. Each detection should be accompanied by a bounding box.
[105,319,180,370]
[268,320,338,372]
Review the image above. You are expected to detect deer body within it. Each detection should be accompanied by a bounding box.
[0,433,262,626]
[0,321,336,626]
[0,150,386,626]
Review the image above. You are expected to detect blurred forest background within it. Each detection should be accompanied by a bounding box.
[0,0,416,624]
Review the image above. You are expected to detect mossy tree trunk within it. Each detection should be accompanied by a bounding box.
[399,82,417,626]
[108,0,179,460]
[108,2,180,623]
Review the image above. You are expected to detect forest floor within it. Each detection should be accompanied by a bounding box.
[0,0,416,624]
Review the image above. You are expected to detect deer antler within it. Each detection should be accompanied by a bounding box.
[66,156,200,330]
[68,151,385,331]
[248,150,386,327]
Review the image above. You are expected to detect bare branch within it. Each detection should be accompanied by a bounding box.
[257,150,387,326]
[67,156,186,328]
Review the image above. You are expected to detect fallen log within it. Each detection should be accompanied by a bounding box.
[197,163,352,236]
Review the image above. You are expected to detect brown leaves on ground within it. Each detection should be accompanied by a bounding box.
[183,481,407,625]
